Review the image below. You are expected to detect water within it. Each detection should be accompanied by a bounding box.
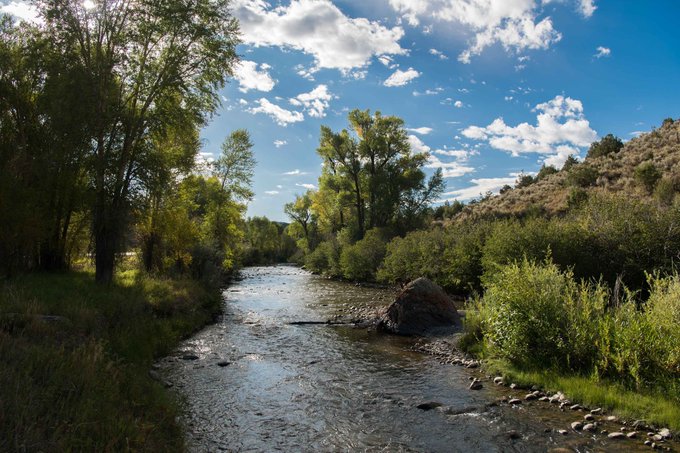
[160,266,672,452]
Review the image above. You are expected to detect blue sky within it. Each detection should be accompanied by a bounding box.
[3,0,679,221]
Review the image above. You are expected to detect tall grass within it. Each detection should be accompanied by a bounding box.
[0,269,221,451]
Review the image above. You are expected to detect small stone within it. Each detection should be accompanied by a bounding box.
[539,396,550,402]
[658,428,671,439]
[600,430,608,435]
[510,383,517,389]
[626,431,638,439]
[645,440,652,446]
[651,443,658,449]
[608,432,625,439]
[583,423,596,432]
[494,376,504,385]
[591,408,603,415]
[509,398,522,405]
[570,404,581,410]
[469,381,483,390]
[606,416,619,422]
[525,393,538,401]
[558,429,569,435]
[651,434,663,442]
[571,421,584,431]
[584,414,595,421]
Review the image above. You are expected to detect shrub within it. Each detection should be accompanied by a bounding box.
[586,134,623,159]
[515,173,536,189]
[654,177,676,205]
[567,187,588,209]
[561,155,579,171]
[635,161,661,193]
[339,229,387,281]
[536,164,558,180]
[568,165,598,187]
[305,239,341,276]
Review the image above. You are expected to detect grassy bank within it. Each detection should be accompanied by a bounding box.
[460,258,680,432]
[0,269,222,452]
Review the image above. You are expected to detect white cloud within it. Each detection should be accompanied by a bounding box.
[290,84,334,118]
[441,175,518,201]
[296,183,317,190]
[276,185,283,189]
[408,135,431,154]
[248,98,304,126]
[454,100,463,108]
[578,0,597,17]
[433,149,476,160]
[594,46,611,58]
[429,48,448,60]
[264,190,280,195]
[462,95,597,161]
[413,88,444,96]
[283,169,309,176]
[384,67,421,87]
[426,154,475,178]
[407,127,433,135]
[1,1,40,23]
[234,60,276,93]
[388,0,563,63]
[232,0,406,71]
[542,144,580,168]
[273,140,287,148]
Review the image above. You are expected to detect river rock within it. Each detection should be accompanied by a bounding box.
[217,360,231,367]
[571,421,584,431]
[493,376,504,385]
[469,380,483,390]
[182,354,199,360]
[378,278,460,335]
[659,428,671,439]
[583,423,596,432]
[608,432,625,439]
[509,398,522,405]
[417,401,443,411]
[584,414,595,421]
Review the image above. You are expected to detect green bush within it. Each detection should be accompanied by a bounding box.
[567,187,589,208]
[635,161,662,193]
[305,239,341,276]
[654,177,676,205]
[567,164,598,187]
[586,134,623,159]
[537,164,558,180]
[339,229,387,281]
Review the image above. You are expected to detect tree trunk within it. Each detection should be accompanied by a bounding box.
[94,202,119,285]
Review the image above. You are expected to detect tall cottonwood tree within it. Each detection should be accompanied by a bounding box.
[38,0,240,283]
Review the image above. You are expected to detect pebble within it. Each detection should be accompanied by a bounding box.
[659,428,672,439]
[645,440,653,446]
[591,407,603,415]
[584,414,594,421]
[416,402,443,411]
[525,393,538,401]
[469,380,483,390]
[493,376,504,385]
[558,429,569,435]
[583,423,596,432]
[508,398,522,405]
[571,421,584,431]
[608,432,625,439]
[606,416,619,422]
[570,404,581,410]
[626,431,638,439]
[539,396,550,402]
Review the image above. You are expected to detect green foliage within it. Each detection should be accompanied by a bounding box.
[339,229,387,281]
[586,134,624,159]
[654,177,676,205]
[0,270,221,451]
[515,173,536,188]
[433,200,465,220]
[305,239,342,276]
[215,129,257,202]
[536,164,558,180]
[561,155,579,171]
[242,217,298,265]
[566,187,589,208]
[634,161,662,193]
[567,164,598,187]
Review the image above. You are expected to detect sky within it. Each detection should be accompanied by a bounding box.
[3,0,680,221]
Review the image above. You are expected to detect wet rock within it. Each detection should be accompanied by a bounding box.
[570,404,581,410]
[469,380,483,390]
[525,393,538,401]
[506,430,521,440]
[651,434,664,442]
[584,414,595,421]
[626,431,638,439]
[658,428,671,439]
[493,376,504,385]
[571,421,584,431]
[378,278,460,335]
[591,407,603,415]
[508,398,522,405]
[416,401,443,411]
[583,423,596,432]
[634,420,651,431]
[606,416,619,422]
[645,440,653,446]
[608,432,626,439]
[539,396,550,402]
[510,383,517,389]
[558,429,569,435]
[217,360,231,367]
[182,354,199,360]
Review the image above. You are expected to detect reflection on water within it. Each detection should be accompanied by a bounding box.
[160,266,661,452]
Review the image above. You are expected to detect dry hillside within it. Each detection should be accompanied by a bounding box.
[453,118,680,221]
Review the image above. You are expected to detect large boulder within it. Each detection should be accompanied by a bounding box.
[378,277,460,335]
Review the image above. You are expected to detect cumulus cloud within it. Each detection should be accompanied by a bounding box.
[433,148,477,160]
[429,48,448,60]
[283,169,308,176]
[232,0,405,71]
[440,175,518,201]
[290,84,334,118]
[1,1,40,23]
[234,60,276,92]
[248,98,304,126]
[388,0,565,63]
[462,95,597,163]
[407,127,433,135]
[454,100,463,108]
[384,67,421,87]
[594,46,611,58]
[273,140,287,148]
[408,135,431,154]
[413,88,444,96]
[426,154,475,178]
[578,0,597,17]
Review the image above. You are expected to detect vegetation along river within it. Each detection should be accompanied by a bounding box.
[159,266,668,452]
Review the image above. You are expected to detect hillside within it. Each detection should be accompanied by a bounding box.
[454,118,680,221]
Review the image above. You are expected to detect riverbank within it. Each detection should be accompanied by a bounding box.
[0,269,222,451]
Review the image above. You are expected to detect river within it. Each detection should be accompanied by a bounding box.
[159,265,669,452]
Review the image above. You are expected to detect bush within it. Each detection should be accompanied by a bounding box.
[339,229,387,281]
[561,155,579,171]
[567,187,588,209]
[586,134,623,159]
[654,177,676,205]
[305,239,341,276]
[515,173,536,189]
[536,164,558,181]
[635,161,662,193]
[568,165,598,187]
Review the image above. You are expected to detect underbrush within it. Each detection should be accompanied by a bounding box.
[0,269,221,451]
[460,259,680,429]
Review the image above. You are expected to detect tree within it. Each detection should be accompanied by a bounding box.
[38,0,240,283]
[635,161,662,193]
[214,129,256,202]
[586,134,623,159]
[536,165,558,181]
[561,155,579,171]
[284,191,317,251]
